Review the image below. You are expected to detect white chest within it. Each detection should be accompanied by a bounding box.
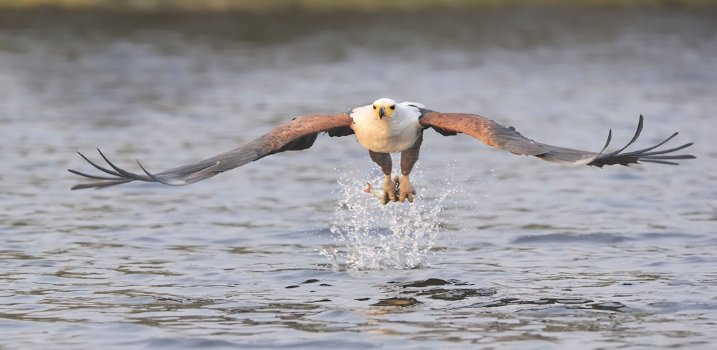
[350,104,422,153]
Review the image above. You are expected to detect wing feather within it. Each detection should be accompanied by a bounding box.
[419,111,694,167]
[69,113,354,190]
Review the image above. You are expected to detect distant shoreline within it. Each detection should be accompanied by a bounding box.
[0,0,713,12]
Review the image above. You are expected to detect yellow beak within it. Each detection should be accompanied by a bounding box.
[378,107,386,119]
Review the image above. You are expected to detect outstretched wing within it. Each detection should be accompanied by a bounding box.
[69,113,354,190]
[419,111,694,167]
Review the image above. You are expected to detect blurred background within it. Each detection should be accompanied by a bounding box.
[0,0,711,11]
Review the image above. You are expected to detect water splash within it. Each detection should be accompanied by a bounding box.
[322,169,457,271]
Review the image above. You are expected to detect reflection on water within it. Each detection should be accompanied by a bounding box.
[1,7,716,350]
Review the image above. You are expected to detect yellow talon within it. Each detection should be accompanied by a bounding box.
[398,175,414,203]
[380,175,398,205]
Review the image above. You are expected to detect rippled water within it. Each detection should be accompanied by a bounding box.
[1,8,716,349]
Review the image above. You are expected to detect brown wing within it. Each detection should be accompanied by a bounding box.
[419,111,694,167]
[69,113,354,190]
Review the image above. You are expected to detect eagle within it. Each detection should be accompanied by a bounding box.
[69,98,695,204]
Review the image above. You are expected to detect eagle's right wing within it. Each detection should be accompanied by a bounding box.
[69,113,354,189]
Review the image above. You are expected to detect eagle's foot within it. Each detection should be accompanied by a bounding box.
[380,175,399,205]
[398,175,416,203]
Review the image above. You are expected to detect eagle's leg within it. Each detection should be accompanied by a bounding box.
[399,134,422,203]
[369,150,397,204]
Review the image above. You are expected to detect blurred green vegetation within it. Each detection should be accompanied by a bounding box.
[0,0,714,11]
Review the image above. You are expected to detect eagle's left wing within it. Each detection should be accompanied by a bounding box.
[69,113,354,190]
[419,111,694,167]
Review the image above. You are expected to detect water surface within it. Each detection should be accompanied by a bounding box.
[0,8,716,349]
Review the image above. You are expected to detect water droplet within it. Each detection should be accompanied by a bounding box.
[321,168,457,270]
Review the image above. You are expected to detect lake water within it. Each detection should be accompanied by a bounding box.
[1,7,715,349]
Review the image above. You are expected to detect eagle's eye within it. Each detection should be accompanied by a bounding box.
[373,105,377,110]
[390,105,395,110]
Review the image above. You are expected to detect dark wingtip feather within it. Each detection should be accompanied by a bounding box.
[137,160,176,185]
[603,116,644,158]
[639,159,680,165]
[67,168,123,181]
[70,179,131,190]
[601,129,613,154]
[588,115,695,167]
[70,149,146,189]
[77,150,123,177]
[97,149,152,181]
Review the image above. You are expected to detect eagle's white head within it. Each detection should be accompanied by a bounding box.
[372,98,397,120]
